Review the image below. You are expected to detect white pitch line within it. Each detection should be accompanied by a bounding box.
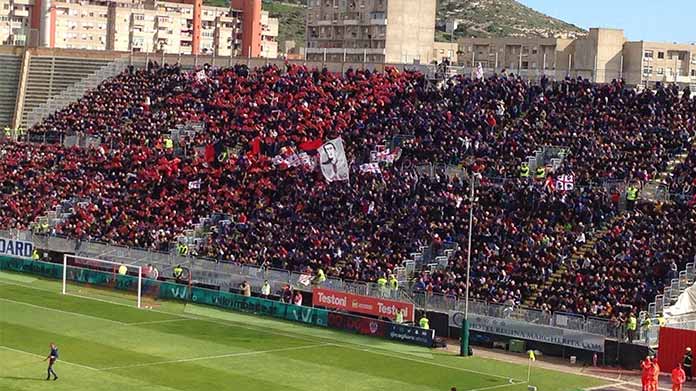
[0,297,126,325]
[3,279,523,382]
[468,381,526,391]
[0,345,99,371]
[99,343,331,371]
[583,382,628,391]
[325,342,515,382]
[125,319,192,326]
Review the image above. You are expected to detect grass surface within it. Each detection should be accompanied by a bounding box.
[0,271,608,390]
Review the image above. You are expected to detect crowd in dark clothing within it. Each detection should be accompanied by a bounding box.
[539,202,696,319]
[668,144,696,205]
[1,62,696,319]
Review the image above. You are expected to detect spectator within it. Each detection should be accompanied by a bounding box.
[240,281,251,297]
[293,291,303,306]
[261,280,271,299]
[281,285,293,304]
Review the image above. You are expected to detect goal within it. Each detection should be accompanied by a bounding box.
[62,254,144,308]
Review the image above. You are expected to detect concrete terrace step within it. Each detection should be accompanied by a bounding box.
[20,56,120,129]
[523,221,619,307]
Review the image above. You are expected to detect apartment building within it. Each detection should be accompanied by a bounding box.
[624,41,696,87]
[459,35,573,74]
[0,0,278,57]
[458,28,696,87]
[260,10,277,58]
[305,0,436,64]
[432,41,457,64]
[0,0,33,46]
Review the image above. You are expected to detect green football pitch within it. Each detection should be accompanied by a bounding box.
[0,271,610,391]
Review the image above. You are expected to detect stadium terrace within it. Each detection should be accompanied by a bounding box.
[1,61,696,325]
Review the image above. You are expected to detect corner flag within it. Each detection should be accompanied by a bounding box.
[527,350,535,383]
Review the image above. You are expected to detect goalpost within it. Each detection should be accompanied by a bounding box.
[62,254,144,308]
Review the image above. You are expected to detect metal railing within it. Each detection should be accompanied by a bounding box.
[411,289,614,336]
[646,262,696,318]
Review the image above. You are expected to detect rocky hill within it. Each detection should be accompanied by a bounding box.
[203,0,587,50]
[437,0,586,41]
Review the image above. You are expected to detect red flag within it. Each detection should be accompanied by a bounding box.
[250,137,261,156]
[544,176,556,192]
[299,138,323,151]
[205,144,215,163]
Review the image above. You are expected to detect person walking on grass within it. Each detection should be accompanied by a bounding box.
[44,342,59,381]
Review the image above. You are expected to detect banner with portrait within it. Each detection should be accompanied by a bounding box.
[319,138,349,183]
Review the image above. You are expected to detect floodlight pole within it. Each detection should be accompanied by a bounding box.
[460,172,474,356]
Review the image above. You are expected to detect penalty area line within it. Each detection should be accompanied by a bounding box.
[0,345,99,371]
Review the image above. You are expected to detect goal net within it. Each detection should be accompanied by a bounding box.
[62,254,157,308]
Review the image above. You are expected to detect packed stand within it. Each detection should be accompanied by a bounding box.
[537,201,696,318]
[668,143,696,205]
[1,62,695,319]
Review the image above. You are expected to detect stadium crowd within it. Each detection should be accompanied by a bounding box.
[1,61,696,319]
[538,201,696,318]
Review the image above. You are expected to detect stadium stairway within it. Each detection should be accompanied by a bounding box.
[639,135,696,202]
[24,57,129,130]
[18,55,123,130]
[0,55,22,129]
[523,220,616,308]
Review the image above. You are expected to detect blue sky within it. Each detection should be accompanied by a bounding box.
[518,0,695,43]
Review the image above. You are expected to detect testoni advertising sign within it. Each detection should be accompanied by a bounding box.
[312,287,415,321]
[0,237,34,259]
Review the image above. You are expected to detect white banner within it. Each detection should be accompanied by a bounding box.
[370,146,400,163]
[319,138,349,182]
[359,163,381,174]
[298,274,312,286]
[0,237,34,259]
[555,175,574,191]
[188,179,201,190]
[475,62,484,80]
[449,311,604,352]
[272,152,316,171]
